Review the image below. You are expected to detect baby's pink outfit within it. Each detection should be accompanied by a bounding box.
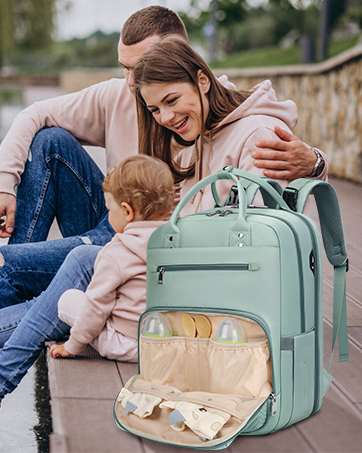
[58,220,165,361]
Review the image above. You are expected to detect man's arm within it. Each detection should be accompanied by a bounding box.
[0,79,125,237]
[252,126,328,180]
[0,79,123,198]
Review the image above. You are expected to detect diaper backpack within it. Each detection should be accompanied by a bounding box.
[114,167,349,450]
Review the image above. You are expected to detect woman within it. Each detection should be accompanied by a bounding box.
[134,35,299,212]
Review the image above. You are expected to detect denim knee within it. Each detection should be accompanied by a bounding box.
[31,127,76,148]
[64,245,101,268]
[30,127,78,160]
[61,245,102,289]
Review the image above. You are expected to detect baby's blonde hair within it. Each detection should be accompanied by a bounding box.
[102,155,175,220]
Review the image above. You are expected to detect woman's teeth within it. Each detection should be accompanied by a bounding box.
[174,117,188,129]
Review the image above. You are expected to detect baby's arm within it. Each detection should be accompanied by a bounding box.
[61,247,124,356]
[49,343,72,359]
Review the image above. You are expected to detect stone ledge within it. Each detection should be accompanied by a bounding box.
[213,43,362,78]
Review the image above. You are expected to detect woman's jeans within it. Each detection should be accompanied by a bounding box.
[0,127,115,398]
[0,127,115,307]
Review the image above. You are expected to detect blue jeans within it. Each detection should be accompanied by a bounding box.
[0,245,101,398]
[0,127,115,308]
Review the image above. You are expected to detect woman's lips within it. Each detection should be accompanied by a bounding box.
[173,117,188,134]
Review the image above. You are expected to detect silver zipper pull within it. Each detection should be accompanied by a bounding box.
[206,209,222,217]
[270,393,277,416]
[158,266,165,284]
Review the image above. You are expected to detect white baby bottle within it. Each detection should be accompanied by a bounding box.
[215,318,246,344]
[142,312,173,338]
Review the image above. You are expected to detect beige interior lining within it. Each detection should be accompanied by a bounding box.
[116,311,273,447]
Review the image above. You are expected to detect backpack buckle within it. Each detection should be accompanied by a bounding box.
[283,187,299,212]
[226,185,239,206]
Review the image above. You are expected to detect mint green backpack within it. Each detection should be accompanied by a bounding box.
[114,167,349,450]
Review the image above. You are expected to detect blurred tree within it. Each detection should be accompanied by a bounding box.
[180,0,351,60]
[0,0,14,68]
[0,0,65,69]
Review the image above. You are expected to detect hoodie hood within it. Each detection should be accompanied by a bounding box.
[210,79,298,134]
[179,79,299,216]
[112,221,166,262]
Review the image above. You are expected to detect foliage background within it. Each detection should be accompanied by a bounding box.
[0,0,361,72]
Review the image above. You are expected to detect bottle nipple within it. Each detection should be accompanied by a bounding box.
[142,312,173,337]
[215,318,246,343]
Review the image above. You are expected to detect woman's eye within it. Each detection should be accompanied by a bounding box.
[150,108,159,114]
[167,98,177,105]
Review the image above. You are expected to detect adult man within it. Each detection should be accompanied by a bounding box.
[0,6,327,308]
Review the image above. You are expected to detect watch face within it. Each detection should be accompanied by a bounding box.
[315,159,325,177]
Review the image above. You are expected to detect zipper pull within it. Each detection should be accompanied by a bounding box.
[219,209,233,217]
[206,209,222,217]
[270,393,277,416]
[158,266,165,284]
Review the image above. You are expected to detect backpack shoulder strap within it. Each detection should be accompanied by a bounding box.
[283,178,349,370]
[221,177,283,208]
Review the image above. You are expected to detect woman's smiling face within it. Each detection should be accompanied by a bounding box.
[140,73,210,142]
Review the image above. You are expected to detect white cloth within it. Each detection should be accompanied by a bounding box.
[159,400,231,440]
[117,389,162,418]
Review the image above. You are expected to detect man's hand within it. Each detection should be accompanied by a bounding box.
[252,126,317,180]
[49,343,72,359]
[0,193,16,238]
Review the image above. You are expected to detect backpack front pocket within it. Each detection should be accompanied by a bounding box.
[208,339,272,396]
[115,311,275,448]
[139,336,189,392]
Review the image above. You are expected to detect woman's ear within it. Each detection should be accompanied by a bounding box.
[121,202,134,223]
[197,70,211,94]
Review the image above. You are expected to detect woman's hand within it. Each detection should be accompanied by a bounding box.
[252,126,317,180]
[49,343,72,359]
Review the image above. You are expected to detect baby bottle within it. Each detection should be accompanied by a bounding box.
[142,312,173,338]
[215,318,246,344]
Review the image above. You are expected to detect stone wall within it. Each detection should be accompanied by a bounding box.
[214,44,362,183]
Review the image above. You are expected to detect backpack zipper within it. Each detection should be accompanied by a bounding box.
[252,210,306,332]
[156,263,259,285]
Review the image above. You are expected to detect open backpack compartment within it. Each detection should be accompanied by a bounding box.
[114,310,275,448]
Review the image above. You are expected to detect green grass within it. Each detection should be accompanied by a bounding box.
[210,35,360,69]
[0,86,24,105]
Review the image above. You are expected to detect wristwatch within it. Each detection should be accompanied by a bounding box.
[307,148,325,177]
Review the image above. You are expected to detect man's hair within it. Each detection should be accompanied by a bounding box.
[102,155,175,220]
[121,6,188,45]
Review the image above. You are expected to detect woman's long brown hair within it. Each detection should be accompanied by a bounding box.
[134,35,250,184]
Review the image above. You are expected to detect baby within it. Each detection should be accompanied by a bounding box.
[50,155,175,361]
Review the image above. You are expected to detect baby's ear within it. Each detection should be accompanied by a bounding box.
[121,202,135,222]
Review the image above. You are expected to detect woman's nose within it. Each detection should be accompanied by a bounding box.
[160,108,175,125]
